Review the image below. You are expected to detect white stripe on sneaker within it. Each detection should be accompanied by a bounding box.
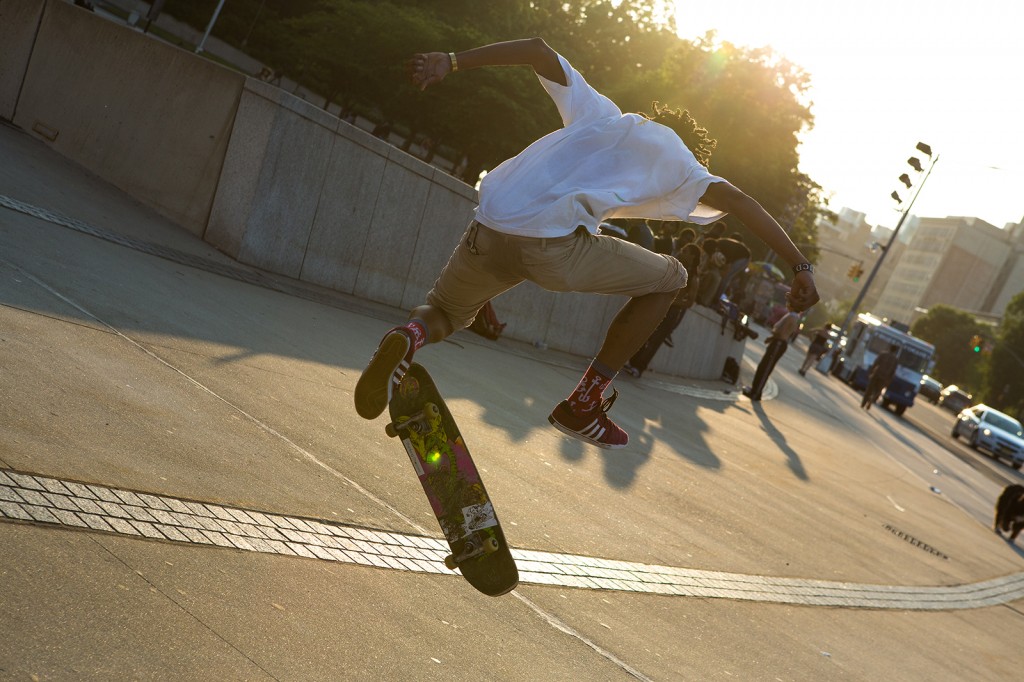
[392,359,410,385]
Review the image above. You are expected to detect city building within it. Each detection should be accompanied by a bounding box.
[874,216,1024,324]
[983,222,1024,316]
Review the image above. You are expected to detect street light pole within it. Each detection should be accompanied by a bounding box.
[195,0,227,54]
[837,147,939,339]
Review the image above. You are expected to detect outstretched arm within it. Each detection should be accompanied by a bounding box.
[407,37,566,91]
[700,181,820,312]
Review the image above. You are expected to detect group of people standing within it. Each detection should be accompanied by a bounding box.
[620,220,751,378]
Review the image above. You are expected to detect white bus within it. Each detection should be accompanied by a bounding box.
[833,313,935,415]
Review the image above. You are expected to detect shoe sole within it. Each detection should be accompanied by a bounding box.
[354,333,410,419]
[547,414,627,450]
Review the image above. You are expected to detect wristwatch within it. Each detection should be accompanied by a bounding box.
[792,262,814,275]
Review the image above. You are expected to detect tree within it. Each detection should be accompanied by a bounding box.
[161,0,828,243]
[637,33,818,257]
[984,292,1024,417]
[910,305,987,388]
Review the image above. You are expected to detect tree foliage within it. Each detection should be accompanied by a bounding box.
[984,292,1024,416]
[162,0,827,258]
[910,305,988,390]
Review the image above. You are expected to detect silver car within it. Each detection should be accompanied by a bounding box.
[952,404,1024,470]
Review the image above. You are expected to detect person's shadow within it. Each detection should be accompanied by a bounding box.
[748,402,809,480]
[998,533,1024,561]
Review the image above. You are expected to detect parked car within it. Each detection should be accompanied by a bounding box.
[938,385,973,413]
[951,404,1024,470]
[918,375,942,404]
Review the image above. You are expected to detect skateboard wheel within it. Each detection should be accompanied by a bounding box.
[425,402,440,418]
[444,554,458,570]
[484,537,500,553]
[385,423,398,438]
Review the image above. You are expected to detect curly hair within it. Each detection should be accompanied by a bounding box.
[642,102,717,169]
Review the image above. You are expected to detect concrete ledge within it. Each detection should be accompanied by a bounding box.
[353,160,435,307]
[0,0,46,121]
[646,305,745,380]
[245,77,339,133]
[335,117,393,156]
[12,0,243,235]
[299,136,388,294]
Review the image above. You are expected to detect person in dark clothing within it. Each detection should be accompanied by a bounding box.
[743,311,800,401]
[624,244,703,377]
[651,220,675,255]
[711,234,751,302]
[799,325,832,376]
[372,121,393,140]
[696,221,726,246]
[673,227,697,256]
[697,238,725,307]
[861,344,900,410]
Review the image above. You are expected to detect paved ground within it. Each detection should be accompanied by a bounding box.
[1,120,1023,680]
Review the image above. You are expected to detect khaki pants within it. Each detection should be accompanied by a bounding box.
[427,221,688,331]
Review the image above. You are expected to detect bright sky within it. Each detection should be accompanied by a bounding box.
[670,0,1024,230]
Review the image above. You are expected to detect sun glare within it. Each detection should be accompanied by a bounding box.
[668,0,1024,228]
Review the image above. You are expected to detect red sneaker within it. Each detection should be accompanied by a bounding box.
[354,329,413,419]
[548,390,628,449]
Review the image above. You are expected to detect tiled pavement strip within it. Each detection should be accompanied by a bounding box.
[3,468,1024,610]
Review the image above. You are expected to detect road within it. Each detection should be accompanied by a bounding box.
[909,399,1024,485]
[783,352,1024,532]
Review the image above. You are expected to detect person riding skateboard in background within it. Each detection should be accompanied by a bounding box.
[799,324,833,376]
[354,37,819,449]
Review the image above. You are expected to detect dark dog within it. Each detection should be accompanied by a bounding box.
[994,484,1024,542]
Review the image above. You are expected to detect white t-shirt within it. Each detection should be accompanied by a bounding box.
[475,53,726,238]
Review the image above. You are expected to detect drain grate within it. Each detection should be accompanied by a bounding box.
[884,524,950,560]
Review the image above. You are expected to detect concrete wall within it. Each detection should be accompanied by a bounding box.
[0,0,46,121]
[1,0,747,381]
[10,0,244,235]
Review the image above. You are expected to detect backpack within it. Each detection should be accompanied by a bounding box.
[721,356,740,384]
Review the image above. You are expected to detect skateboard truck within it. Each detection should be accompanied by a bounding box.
[444,533,501,570]
[385,402,440,439]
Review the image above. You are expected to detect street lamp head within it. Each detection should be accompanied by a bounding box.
[891,191,902,203]
[907,157,924,172]
[916,142,933,157]
[899,173,912,188]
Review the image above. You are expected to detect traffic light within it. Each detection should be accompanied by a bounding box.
[847,264,864,281]
[969,335,982,353]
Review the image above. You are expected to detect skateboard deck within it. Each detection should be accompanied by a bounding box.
[386,363,518,596]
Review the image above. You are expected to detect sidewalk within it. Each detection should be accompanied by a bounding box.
[1,120,1023,680]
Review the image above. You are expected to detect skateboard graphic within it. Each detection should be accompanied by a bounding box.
[386,363,518,596]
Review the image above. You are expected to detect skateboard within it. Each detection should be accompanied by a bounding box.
[385,363,518,596]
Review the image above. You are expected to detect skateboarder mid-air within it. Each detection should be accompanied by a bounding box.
[355,38,819,449]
